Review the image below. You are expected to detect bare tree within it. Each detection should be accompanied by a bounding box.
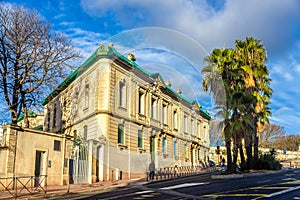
[274,134,300,151]
[209,120,225,147]
[0,4,80,126]
[258,123,285,148]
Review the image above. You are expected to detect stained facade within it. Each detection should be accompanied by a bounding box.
[42,44,211,183]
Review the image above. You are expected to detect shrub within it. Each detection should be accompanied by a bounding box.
[253,149,282,170]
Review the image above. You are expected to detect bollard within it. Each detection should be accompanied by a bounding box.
[120,170,122,180]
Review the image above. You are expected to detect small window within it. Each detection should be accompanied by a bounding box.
[54,140,61,151]
[118,124,125,144]
[138,130,143,148]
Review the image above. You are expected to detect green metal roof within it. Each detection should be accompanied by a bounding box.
[17,111,37,122]
[41,45,211,119]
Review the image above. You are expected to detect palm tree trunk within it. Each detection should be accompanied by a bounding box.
[244,131,253,169]
[225,139,232,172]
[238,140,245,167]
[254,133,259,159]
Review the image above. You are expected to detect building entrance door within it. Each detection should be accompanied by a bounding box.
[34,151,43,187]
[73,144,88,184]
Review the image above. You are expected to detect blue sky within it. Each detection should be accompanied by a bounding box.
[2,0,300,134]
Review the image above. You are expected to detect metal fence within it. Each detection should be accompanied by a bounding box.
[0,175,47,199]
[147,165,216,182]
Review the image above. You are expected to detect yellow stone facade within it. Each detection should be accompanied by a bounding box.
[43,45,211,183]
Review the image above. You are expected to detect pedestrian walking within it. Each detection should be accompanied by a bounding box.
[149,161,155,180]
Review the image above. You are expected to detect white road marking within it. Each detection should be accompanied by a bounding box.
[160,182,208,190]
[135,190,154,194]
[258,180,270,184]
[265,185,300,198]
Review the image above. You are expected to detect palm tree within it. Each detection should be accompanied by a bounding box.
[202,48,241,172]
[202,38,272,172]
[235,37,272,168]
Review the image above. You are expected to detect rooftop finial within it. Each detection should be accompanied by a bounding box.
[165,80,171,87]
[176,88,182,94]
[127,53,136,61]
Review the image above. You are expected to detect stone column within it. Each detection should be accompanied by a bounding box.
[87,140,93,184]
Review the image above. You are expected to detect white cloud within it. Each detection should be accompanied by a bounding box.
[79,0,300,133]
[80,0,300,55]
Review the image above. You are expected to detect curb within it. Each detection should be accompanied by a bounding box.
[211,169,285,180]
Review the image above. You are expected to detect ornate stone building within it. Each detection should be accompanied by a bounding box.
[42,44,211,183]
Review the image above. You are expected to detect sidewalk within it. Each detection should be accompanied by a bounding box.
[0,178,146,200]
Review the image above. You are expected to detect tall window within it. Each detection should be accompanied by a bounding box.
[83,125,88,141]
[138,91,145,114]
[184,143,188,158]
[173,141,177,156]
[46,110,50,130]
[138,130,143,148]
[198,149,201,160]
[53,106,57,129]
[162,103,168,124]
[173,110,178,129]
[151,98,157,119]
[162,138,166,153]
[191,119,194,136]
[197,121,201,138]
[84,83,89,109]
[119,81,126,107]
[118,124,125,144]
[184,115,188,133]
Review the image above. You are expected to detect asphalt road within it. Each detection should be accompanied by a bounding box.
[74,169,300,200]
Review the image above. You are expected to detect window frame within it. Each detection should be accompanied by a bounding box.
[53,140,61,151]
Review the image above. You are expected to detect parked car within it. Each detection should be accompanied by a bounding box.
[209,160,215,167]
